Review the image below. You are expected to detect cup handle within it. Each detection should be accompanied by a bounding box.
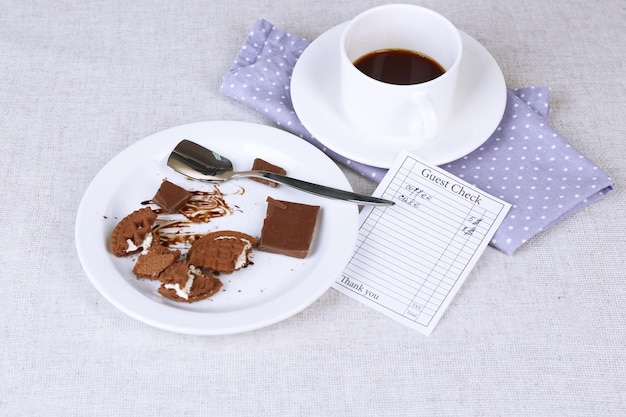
[410,93,438,141]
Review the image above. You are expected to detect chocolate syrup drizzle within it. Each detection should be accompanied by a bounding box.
[145,185,244,249]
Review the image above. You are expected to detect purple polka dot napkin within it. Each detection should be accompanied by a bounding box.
[221,19,615,254]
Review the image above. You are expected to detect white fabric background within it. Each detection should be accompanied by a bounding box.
[1,0,624,415]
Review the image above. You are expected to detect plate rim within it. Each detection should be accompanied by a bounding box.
[75,120,359,335]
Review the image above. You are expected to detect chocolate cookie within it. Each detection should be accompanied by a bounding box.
[187,230,258,274]
[157,261,222,303]
[132,244,181,279]
[109,207,157,257]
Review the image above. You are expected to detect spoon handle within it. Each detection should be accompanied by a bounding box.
[240,171,395,206]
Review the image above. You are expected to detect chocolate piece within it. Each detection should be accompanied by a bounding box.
[152,180,192,213]
[251,158,286,187]
[258,197,320,258]
[132,244,181,279]
[187,230,258,274]
[109,207,157,257]
[158,261,222,303]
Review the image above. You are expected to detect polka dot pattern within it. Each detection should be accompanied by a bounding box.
[221,20,615,255]
[444,87,614,253]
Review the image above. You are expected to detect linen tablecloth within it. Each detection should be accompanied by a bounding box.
[1,1,625,416]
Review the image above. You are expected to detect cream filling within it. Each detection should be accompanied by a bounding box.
[163,265,202,300]
[126,232,153,254]
[215,236,252,269]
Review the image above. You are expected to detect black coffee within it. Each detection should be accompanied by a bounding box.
[353,49,446,85]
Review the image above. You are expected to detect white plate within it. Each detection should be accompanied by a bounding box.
[291,23,507,168]
[75,121,359,335]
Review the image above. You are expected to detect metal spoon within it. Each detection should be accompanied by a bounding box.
[167,140,394,206]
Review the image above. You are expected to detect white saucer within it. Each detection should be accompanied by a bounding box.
[291,22,507,168]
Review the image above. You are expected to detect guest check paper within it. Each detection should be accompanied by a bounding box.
[334,151,511,335]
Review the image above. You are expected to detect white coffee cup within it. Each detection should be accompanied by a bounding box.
[339,4,463,146]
